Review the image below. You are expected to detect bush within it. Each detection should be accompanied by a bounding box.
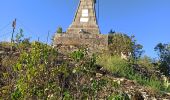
[70,49,85,62]
[108,33,133,56]
[137,55,155,70]
[96,54,168,92]
[97,54,133,77]
[107,93,130,100]
[155,43,170,76]
[128,74,164,92]
[57,27,63,33]
[11,42,59,99]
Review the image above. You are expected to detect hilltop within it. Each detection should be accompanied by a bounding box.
[0,40,170,100]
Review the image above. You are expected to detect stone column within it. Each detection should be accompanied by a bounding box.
[67,0,100,34]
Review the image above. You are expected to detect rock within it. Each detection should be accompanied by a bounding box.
[131,91,144,100]
[96,73,103,78]
[0,51,5,54]
[151,97,157,100]
[166,93,170,96]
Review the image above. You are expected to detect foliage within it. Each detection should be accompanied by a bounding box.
[128,74,164,92]
[57,27,63,33]
[155,43,170,76]
[107,93,130,100]
[1,43,111,99]
[96,54,168,92]
[137,55,155,70]
[108,33,133,56]
[1,34,170,99]
[14,29,31,51]
[0,42,13,48]
[15,29,24,44]
[70,49,85,62]
[131,38,144,63]
[108,29,115,34]
[97,54,132,77]
[108,33,143,62]
[11,42,59,99]
[68,50,108,99]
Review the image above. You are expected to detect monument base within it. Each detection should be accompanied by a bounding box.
[53,33,108,54]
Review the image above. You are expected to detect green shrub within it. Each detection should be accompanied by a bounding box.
[107,93,130,100]
[96,54,168,92]
[15,29,24,44]
[128,74,163,92]
[70,49,85,62]
[97,54,133,77]
[111,81,120,88]
[137,55,155,70]
[57,27,63,33]
[63,91,73,100]
[11,42,59,99]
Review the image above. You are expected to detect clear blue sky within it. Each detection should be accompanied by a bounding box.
[0,0,170,58]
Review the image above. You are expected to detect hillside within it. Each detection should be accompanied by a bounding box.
[0,41,170,100]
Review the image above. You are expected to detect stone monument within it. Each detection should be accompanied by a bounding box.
[53,0,108,54]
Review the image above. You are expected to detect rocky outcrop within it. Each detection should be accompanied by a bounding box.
[132,64,163,79]
[99,75,170,100]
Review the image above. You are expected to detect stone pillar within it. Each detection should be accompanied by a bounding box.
[67,0,100,34]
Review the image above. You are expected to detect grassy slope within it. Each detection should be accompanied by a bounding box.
[0,42,170,99]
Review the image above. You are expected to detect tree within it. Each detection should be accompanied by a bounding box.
[108,29,115,35]
[108,33,132,56]
[108,33,143,61]
[137,55,154,70]
[155,43,170,76]
[131,36,144,62]
[57,27,63,33]
[15,29,24,44]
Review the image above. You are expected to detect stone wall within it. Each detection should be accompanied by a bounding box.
[53,33,108,54]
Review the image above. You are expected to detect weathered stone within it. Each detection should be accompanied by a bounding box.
[54,33,108,54]
[0,51,5,55]
[67,0,100,34]
[67,0,99,34]
[131,91,144,100]
[53,0,108,54]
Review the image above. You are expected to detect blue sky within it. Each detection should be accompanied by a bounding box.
[0,0,170,58]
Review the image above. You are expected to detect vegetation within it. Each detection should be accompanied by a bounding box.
[97,54,132,77]
[155,43,170,76]
[0,32,170,99]
[137,55,156,70]
[108,33,133,56]
[107,92,130,100]
[96,54,169,92]
[57,27,63,33]
[0,41,115,99]
[108,32,143,63]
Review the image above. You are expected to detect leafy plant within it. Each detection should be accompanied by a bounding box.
[107,93,130,100]
[155,43,170,76]
[15,29,24,44]
[96,54,169,92]
[108,33,133,56]
[108,33,143,63]
[63,91,73,100]
[11,42,59,99]
[70,49,85,62]
[97,54,132,77]
[137,55,155,70]
[57,27,63,33]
